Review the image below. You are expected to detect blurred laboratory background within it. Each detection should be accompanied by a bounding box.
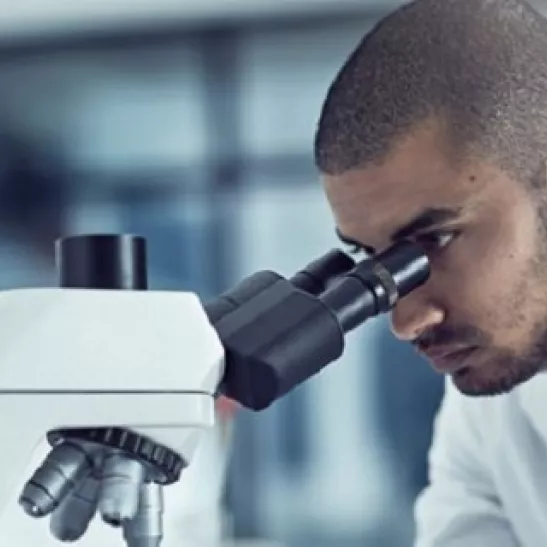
[0,0,456,546]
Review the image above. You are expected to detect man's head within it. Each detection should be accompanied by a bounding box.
[315,0,547,397]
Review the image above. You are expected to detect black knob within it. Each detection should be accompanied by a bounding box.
[56,234,147,290]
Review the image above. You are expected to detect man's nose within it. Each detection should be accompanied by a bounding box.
[390,292,445,342]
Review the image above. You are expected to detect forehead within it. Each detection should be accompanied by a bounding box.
[322,125,495,242]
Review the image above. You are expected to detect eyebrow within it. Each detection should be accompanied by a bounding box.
[335,206,462,255]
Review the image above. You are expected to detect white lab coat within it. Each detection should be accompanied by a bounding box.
[415,372,547,546]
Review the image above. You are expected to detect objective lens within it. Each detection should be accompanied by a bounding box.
[99,453,146,524]
[123,482,164,547]
[50,472,100,541]
[19,441,93,518]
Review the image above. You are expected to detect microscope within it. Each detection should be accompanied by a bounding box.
[0,233,429,546]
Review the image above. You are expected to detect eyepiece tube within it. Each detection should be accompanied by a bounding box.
[204,271,283,325]
[319,277,377,332]
[320,241,430,333]
[374,240,430,300]
[210,239,429,412]
[205,249,355,325]
[290,249,355,295]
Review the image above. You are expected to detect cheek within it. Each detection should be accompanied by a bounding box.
[437,223,534,328]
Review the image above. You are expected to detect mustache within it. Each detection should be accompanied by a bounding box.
[413,324,488,350]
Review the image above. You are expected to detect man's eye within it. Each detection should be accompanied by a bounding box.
[415,230,457,252]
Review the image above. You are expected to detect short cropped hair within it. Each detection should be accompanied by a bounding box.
[314,0,547,186]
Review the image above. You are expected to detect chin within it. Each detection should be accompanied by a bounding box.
[451,359,541,397]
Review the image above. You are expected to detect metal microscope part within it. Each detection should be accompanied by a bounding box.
[99,452,147,525]
[49,428,186,485]
[122,482,164,547]
[19,441,94,518]
[56,233,148,290]
[50,471,101,542]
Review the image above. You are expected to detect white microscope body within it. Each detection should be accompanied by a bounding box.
[0,287,224,545]
[0,232,430,547]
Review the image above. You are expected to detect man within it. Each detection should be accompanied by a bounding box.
[314,0,547,545]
